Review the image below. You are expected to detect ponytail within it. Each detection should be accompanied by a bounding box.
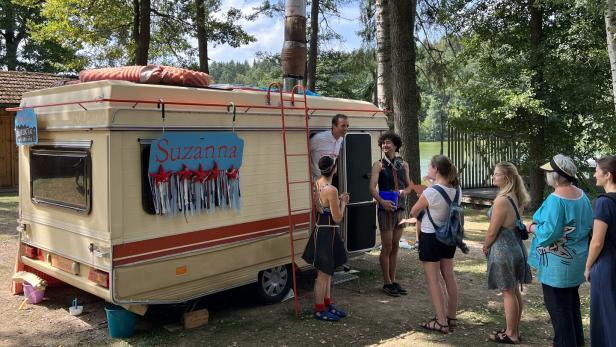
[430,155,459,187]
[495,162,530,208]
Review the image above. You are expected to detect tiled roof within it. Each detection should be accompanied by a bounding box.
[0,71,75,107]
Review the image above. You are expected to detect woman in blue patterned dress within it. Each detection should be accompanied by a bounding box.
[483,162,531,344]
[585,155,616,347]
[527,154,593,347]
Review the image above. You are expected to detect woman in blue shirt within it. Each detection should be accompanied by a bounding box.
[526,154,593,347]
[585,155,616,347]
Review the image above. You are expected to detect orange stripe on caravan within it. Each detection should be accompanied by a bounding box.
[112,214,310,263]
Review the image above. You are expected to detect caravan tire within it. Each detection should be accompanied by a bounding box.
[256,264,292,304]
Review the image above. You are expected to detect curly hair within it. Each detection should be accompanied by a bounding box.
[377,132,403,152]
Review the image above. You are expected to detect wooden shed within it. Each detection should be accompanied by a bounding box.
[0,71,72,188]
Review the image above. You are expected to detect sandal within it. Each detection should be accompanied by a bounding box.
[314,310,340,321]
[489,332,519,344]
[490,329,522,342]
[328,304,347,318]
[447,317,458,328]
[419,318,449,334]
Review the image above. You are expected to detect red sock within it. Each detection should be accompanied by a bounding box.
[315,303,326,312]
[324,297,332,306]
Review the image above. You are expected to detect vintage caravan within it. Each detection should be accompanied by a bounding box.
[12,80,388,309]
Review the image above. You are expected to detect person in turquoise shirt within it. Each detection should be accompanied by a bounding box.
[526,154,593,347]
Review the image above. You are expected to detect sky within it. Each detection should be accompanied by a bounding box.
[209,0,365,64]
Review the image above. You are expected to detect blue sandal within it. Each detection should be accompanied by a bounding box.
[328,304,347,318]
[314,310,340,321]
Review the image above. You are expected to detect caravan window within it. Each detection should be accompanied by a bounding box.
[30,147,91,213]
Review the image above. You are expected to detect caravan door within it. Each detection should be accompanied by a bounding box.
[339,133,377,253]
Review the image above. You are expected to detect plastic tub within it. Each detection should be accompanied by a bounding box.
[23,283,45,304]
[378,190,400,210]
[105,305,136,338]
[69,305,83,316]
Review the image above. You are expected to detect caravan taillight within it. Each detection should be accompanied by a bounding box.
[88,269,109,288]
[21,244,38,259]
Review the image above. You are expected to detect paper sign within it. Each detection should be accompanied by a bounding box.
[14,108,38,145]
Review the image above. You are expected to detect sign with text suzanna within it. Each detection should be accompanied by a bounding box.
[148,132,244,173]
[147,132,245,216]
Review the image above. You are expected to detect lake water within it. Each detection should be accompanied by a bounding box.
[419,141,446,177]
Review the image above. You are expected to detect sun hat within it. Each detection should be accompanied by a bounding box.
[540,156,577,183]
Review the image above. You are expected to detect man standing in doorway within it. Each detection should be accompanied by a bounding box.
[310,114,349,180]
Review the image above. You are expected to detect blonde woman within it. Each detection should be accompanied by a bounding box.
[483,162,532,344]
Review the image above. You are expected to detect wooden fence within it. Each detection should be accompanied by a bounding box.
[448,126,520,189]
[0,109,18,188]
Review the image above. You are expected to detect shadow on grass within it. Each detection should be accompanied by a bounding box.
[0,195,18,236]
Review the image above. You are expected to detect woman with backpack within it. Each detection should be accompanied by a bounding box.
[526,154,593,347]
[585,155,616,347]
[411,155,461,334]
[483,162,532,344]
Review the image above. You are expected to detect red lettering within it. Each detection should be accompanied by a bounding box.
[194,146,203,160]
[155,139,169,163]
[170,146,181,161]
[217,145,228,158]
[228,146,237,159]
[204,145,215,158]
[182,145,193,160]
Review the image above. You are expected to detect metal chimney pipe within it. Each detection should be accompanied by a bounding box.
[282,0,307,92]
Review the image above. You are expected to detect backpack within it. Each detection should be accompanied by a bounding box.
[426,185,469,253]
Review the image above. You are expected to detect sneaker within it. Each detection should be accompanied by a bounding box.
[328,304,347,318]
[392,282,408,295]
[314,310,340,321]
[382,283,400,297]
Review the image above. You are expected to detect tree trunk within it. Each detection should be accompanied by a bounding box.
[132,0,150,65]
[389,0,420,187]
[606,0,616,112]
[376,0,393,129]
[3,2,18,70]
[528,0,546,209]
[306,0,319,91]
[196,0,209,73]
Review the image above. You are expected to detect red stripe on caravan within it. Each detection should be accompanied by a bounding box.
[112,226,303,266]
[112,213,310,263]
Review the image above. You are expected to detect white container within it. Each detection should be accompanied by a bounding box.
[285,0,306,17]
[69,305,83,316]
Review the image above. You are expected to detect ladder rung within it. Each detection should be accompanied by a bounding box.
[289,180,310,184]
[286,153,308,157]
[290,208,311,213]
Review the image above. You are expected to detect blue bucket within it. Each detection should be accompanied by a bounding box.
[105,304,136,338]
[378,190,400,210]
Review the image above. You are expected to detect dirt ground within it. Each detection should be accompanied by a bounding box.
[0,194,591,347]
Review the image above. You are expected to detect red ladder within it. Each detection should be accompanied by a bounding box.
[266,82,314,318]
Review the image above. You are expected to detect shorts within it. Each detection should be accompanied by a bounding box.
[377,209,406,232]
[418,231,456,262]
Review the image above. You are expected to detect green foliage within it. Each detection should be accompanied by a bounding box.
[209,49,376,102]
[21,0,255,68]
[315,49,375,100]
[0,0,81,71]
[209,52,282,87]
[449,0,616,161]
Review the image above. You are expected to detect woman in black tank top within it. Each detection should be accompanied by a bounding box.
[302,156,349,321]
[369,132,415,297]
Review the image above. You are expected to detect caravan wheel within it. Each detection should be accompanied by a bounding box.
[256,264,292,304]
